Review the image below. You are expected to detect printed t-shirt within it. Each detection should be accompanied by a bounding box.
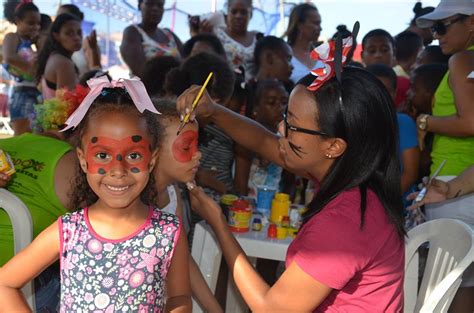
[0,133,71,264]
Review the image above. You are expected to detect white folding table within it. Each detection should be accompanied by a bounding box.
[191,221,292,313]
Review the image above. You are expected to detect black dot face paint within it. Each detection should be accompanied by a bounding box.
[131,167,140,173]
[131,135,142,143]
[91,137,98,143]
[86,136,152,174]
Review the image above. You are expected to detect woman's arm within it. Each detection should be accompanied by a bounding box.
[166,221,192,313]
[187,184,332,312]
[0,221,60,312]
[83,30,101,70]
[233,144,252,196]
[420,52,474,137]
[120,26,146,77]
[400,147,420,194]
[177,86,284,168]
[407,165,474,209]
[444,164,474,198]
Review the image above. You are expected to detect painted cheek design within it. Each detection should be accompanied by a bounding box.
[85,135,152,174]
[171,130,199,163]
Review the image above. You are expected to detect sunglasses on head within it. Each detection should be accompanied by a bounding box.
[430,15,468,36]
[283,107,328,138]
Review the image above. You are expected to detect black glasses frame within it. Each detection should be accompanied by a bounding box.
[283,108,328,138]
[431,15,468,36]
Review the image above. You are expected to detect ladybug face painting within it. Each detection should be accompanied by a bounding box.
[85,135,153,175]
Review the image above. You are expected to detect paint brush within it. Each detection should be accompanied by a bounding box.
[177,72,214,136]
[414,159,447,203]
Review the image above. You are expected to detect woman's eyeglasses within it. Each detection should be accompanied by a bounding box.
[430,15,468,36]
[283,108,328,138]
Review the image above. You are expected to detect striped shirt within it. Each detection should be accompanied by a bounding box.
[199,124,234,200]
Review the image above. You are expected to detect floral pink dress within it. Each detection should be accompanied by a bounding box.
[58,207,180,312]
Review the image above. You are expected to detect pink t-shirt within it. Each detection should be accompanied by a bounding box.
[286,188,404,312]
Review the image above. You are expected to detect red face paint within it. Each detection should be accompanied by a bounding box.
[171,130,199,163]
[85,135,152,175]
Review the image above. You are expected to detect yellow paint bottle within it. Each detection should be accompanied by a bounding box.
[270,193,290,224]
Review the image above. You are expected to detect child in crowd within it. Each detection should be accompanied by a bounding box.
[414,45,450,67]
[142,56,180,97]
[407,63,448,179]
[245,36,294,116]
[361,29,395,67]
[252,36,293,85]
[153,99,223,313]
[393,30,423,78]
[181,33,227,59]
[0,79,191,312]
[362,29,410,108]
[36,13,83,100]
[407,63,448,120]
[247,80,291,198]
[366,64,420,202]
[56,4,102,77]
[2,1,41,135]
[164,52,238,200]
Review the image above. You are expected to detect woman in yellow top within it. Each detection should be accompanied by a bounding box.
[416,1,474,312]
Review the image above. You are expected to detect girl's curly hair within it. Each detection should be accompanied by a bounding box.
[68,87,163,210]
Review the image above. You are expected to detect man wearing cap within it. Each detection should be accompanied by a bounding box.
[416,1,474,312]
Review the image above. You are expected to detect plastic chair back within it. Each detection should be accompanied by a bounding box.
[0,188,35,310]
[404,218,474,313]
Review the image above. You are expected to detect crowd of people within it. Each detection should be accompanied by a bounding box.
[0,0,473,312]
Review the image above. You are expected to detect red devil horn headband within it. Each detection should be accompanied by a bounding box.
[307,21,360,92]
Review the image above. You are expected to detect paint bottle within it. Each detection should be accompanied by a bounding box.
[267,223,277,239]
[252,217,263,231]
[270,193,291,224]
[276,226,287,239]
[228,199,251,232]
[220,194,239,221]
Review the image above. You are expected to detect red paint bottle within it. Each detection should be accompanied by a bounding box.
[267,223,277,238]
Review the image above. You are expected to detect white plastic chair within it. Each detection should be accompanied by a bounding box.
[404,218,474,313]
[0,188,35,310]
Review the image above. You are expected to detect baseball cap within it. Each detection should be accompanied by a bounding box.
[416,0,474,28]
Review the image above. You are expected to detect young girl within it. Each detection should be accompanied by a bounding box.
[164,52,239,200]
[0,79,191,312]
[2,1,41,135]
[36,13,82,100]
[153,99,222,313]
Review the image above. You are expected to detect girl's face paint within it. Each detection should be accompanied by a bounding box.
[85,135,152,175]
[171,130,199,163]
